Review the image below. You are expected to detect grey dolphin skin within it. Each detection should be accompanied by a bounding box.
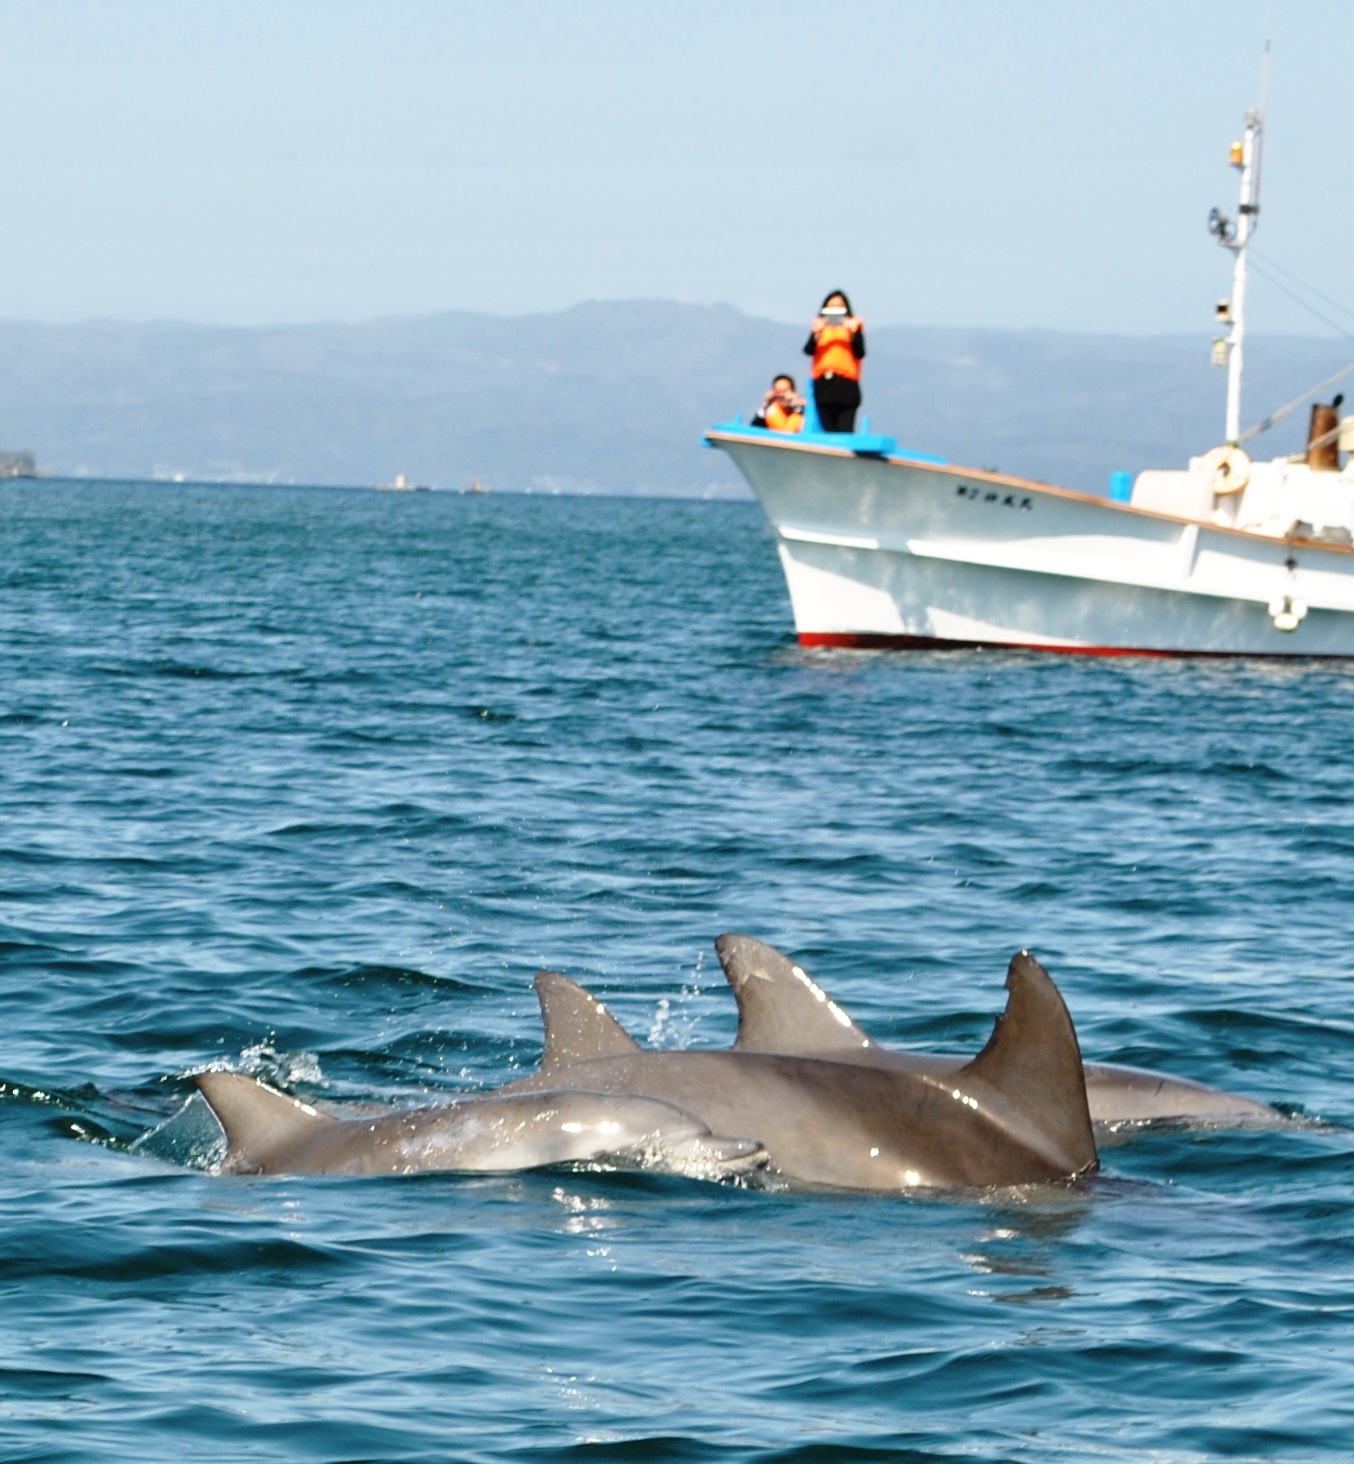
[713,934,1281,1128]
[195,1076,769,1180]
[196,949,1099,1190]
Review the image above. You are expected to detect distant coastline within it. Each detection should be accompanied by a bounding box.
[0,302,1346,496]
[14,473,755,502]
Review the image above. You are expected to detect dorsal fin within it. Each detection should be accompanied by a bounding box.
[534,970,641,1073]
[195,1071,332,1170]
[959,951,1097,1175]
[714,934,873,1054]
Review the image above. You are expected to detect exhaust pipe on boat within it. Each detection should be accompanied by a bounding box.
[1306,394,1343,472]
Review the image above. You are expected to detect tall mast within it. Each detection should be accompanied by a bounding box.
[1213,22,1270,447]
[1217,109,1264,445]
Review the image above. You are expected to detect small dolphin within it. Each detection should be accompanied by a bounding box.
[195,949,1100,1190]
[712,935,1282,1129]
[195,1076,768,1179]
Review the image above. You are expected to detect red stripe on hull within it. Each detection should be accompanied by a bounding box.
[797,631,1353,660]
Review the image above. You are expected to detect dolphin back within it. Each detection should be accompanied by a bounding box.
[196,1071,335,1174]
[959,952,1097,1177]
[715,934,873,1055]
[534,970,641,1072]
[196,1070,769,1180]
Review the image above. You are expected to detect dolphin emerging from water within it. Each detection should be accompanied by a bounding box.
[196,947,1100,1190]
[194,1077,769,1181]
[711,935,1281,1129]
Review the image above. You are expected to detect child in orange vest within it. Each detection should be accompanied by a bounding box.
[754,374,806,433]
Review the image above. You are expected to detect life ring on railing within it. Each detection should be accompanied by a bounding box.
[1200,445,1251,496]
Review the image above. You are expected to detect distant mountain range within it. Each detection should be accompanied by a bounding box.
[0,301,1347,495]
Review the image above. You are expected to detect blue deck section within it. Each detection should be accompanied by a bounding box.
[705,420,946,464]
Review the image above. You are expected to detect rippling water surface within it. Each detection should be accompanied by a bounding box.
[3,481,1352,1462]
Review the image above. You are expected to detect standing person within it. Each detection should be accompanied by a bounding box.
[804,290,865,432]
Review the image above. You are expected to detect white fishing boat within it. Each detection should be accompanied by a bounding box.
[707,106,1354,657]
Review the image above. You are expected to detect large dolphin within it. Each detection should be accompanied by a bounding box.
[195,951,1100,1190]
[712,935,1282,1128]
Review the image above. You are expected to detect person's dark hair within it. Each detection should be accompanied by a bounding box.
[772,374,797,390]
[820,289,853,313]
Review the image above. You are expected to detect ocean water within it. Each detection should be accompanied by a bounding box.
[2,479,1352,1463]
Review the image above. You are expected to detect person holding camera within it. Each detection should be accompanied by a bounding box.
[804,290,866,432]
[753,374,806,433]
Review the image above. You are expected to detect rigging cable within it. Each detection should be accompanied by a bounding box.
[1240,357,1354,444]
[1246,253,1354,341]
[1247,248,1354,333]
[1235,251,1354,443]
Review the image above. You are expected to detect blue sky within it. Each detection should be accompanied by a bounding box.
[1,0,1350,336]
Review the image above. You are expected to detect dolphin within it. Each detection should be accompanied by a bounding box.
[194,1075,769,1179]
[712,934,1282,1129]
[194,952,1100,1190]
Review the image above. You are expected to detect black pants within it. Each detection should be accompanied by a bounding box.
[813,375,861,433]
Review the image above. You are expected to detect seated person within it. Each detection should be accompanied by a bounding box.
[752,374,806,433]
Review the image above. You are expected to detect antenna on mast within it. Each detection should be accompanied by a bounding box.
[1210,17,1271,446]
[1255,3,1273,204]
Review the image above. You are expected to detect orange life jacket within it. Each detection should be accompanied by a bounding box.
[765,401,804,433]
[811,321,861,381]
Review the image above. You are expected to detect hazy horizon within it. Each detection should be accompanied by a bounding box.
[0,296,1345,343]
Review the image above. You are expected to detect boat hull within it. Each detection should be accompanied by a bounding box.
[710,430,1354,657]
